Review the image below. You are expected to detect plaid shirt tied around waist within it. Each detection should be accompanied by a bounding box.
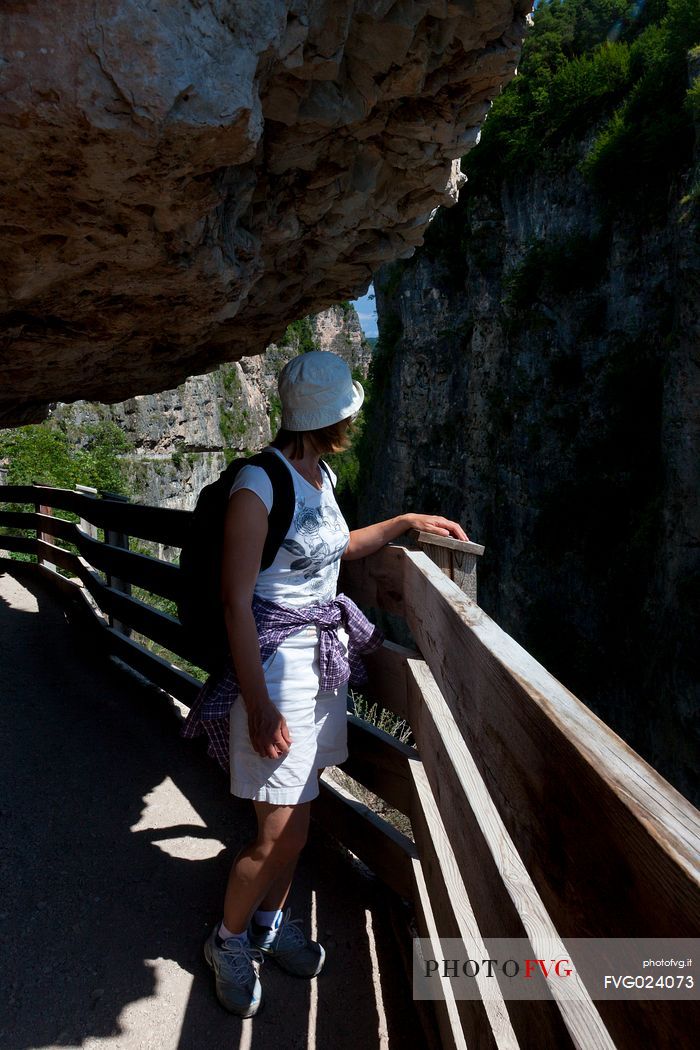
[181,592,384,771]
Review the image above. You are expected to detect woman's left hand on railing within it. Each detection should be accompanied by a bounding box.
[403,512,469,542]
[342,511,470,560]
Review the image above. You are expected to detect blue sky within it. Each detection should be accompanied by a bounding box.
[350,283,378,338]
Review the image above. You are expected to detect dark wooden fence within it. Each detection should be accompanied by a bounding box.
[1,483,698,1050]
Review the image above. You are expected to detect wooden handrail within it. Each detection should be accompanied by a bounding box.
[0,484,191,546]
[0,510,182,599]
[341,543,700,1048]
[342,545,699,903]
[1,484,698,1050]
[407,528,484,601]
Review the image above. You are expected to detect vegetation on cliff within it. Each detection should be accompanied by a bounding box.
[461,0,700,217]
[360,1,700,801]
[0,418,131,493]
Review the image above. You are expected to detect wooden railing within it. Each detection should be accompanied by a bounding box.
[1,483,698,1050]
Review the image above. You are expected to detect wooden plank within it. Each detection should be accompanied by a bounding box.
[417,542,478,602]
[0,485,42,503]
[100,628,202,707]
[409,530,485,557]
[361,639,421,723]
[78,590,200,705]
[406,679,605,1048]
[34,512,76,543]
[0,485,191,547]
[93,497,189,548]
[35,539,79,576]
[76,484,99,540]
[398,550,700,919]
[75,528,181,601]
[405,653,550,944]
[32,513,180,602]
[0,534,37,556]
[338,714,417,817]
[82,574,189,657]
[35,539,196,661]
[87,496,189,548]
[12,485,87,517]
[398,548,700,1044]
[103,515,132,635]
[31,563,201,705]
[0,509,36,530]
[407,530,484,602]
[405,857,471,1050]
[406,658,698,1048]
[312,773,417,901]
[409,757,527,1050]
[37,506,53,548]
[339,543,407,617]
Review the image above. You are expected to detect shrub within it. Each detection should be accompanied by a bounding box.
[463,0,700,217]
[0,418,131,492]
[280,316,317,354]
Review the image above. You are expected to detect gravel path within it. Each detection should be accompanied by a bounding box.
[0,566,428,1050]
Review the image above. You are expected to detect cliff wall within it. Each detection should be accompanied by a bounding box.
[52,304,370,512]
[358,68,700,802]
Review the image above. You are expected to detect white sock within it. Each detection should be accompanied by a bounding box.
[219,920,248,943]
[253,907,283,930]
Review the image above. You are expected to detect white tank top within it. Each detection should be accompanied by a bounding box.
[229,446,350,608]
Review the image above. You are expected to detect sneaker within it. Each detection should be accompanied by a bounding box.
[203,926,264,1017]
[248,907,325,978]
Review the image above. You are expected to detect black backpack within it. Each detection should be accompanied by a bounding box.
[177,448,333,672]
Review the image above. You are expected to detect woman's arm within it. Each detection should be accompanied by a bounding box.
[341,512,469,561]
[221,489,293,759]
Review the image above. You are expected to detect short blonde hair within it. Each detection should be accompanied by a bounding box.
[271,416,355,459]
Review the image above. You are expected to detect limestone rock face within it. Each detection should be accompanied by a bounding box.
[0,0,528,425]
[50,303,370,511]
[360,103,700,803]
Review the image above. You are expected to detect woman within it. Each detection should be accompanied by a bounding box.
[195,350,468,1017]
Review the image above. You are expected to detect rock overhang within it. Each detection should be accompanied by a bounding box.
[0,0,531,425]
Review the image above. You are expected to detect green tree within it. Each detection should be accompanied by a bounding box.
[464,0,700,216]
[0,418,132,492]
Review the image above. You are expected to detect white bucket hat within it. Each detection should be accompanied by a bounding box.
[278,350,365,431]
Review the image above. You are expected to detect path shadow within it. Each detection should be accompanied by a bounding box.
[0,565,427,1050]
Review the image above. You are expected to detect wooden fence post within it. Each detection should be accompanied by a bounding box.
[33,482,55,568]
[75,483,98,540]
[407,530,485,603]
[35,503,55,566]
[100,490,132,637]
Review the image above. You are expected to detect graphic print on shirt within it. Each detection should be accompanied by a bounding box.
[281,496,349,595]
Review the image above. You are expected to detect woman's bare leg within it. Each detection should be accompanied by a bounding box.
[257,771,331,910]
[222,800,311,933]
[255,854,299,912]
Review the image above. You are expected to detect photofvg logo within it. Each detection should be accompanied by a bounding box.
[412,938,699,1001]
[413,938,581,1003]
[425,955,573,980]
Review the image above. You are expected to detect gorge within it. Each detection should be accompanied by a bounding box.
[1,0,698,806]
[357,0,700,803]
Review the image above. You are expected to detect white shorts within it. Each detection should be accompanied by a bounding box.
[229,624,349,805]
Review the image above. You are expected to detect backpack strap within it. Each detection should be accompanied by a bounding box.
[319,459,336,490]
[228,449,333,574]
[247,448,296,571]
